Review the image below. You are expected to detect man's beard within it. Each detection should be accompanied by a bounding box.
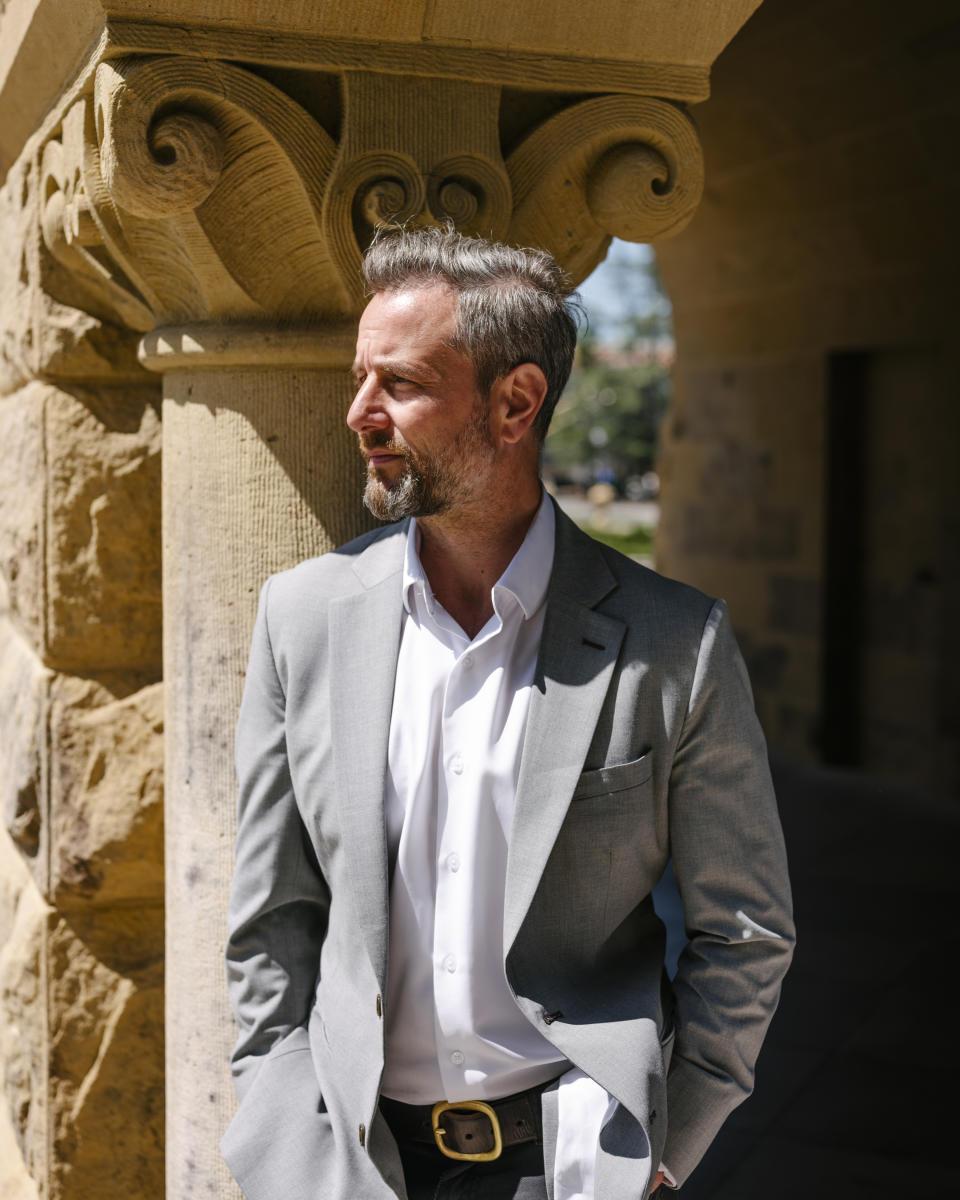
[359,400,495,522]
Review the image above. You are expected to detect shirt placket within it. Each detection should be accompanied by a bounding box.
[433,623,501,1098]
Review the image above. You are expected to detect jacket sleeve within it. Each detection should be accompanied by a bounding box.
[662,599,795,1185]
[225,577,331,1102]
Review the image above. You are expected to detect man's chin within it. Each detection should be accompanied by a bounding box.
[363,475,418,523]
[363,469,451,523]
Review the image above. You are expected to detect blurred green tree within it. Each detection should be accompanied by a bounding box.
[543,241,673,492]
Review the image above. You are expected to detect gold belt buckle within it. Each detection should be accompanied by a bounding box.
[431,1100,503,1162]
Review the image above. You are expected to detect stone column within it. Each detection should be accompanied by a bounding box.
[148,341,365,1200]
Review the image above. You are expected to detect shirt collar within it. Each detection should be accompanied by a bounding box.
[401,489,555,621]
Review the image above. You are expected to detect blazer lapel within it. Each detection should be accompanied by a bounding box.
[328,525,406,991]
[504,506,626,955]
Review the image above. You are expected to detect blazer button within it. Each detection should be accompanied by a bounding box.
[358,1123,366,1147]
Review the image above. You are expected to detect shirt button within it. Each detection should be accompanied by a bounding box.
[462,655,473,669]
[450,1050,465,1066]
[447,852,460,873]
[450,753,463,775]
[443,954,457,973]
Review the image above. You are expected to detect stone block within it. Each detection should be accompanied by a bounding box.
[678,501,799,561]
[698,441,774,502]
[735,629,789,693]
[772,702,821,760]
[768,574,822,637]
[2,622,164,907]
[47,909,164,1200]
[48,679,164,909]
[0,380,162,673]
[0,388,44,654]
[0,619,47,864]
[2,663,164,1199]
[45,384,162,674]
[0,834,47,1189]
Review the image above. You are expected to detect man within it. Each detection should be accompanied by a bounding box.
[221,228,794,1200]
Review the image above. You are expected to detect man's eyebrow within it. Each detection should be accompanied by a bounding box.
[354,357,440,381]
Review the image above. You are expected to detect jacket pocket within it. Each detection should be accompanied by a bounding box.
[221,1027,332,1196]
[572,751,653,801]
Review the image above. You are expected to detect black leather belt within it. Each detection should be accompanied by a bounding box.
[380,1079,551,1162]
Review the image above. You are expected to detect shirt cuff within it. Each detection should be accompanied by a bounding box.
[554,1069,677,1198]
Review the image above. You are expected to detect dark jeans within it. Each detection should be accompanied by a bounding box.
[396,1136,548,1200]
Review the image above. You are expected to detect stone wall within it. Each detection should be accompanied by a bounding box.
[0,146,164,1198]
[655,0,960,795]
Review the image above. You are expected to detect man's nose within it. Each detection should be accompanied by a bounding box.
[346,377,390,433]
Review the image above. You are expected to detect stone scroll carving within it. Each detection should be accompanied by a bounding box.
[37,57,706,332]
[90,55,349,322]
[506,95,705,285]
[40,60,518,325]
[318,72,513,311]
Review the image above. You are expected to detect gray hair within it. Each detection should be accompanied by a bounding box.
[362,226,581,441]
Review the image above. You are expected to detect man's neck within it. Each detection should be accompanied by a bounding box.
[415,475,543,639]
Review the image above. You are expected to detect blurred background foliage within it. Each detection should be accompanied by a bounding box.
[543,239,673,497]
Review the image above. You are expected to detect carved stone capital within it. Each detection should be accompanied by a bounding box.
[34,54,705,356]
[89,54,347,325]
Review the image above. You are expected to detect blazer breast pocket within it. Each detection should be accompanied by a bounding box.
[572,751,653,801]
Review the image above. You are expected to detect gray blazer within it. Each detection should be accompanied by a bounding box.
[221,502,794,1200]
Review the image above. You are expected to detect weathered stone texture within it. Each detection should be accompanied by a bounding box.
[47,909,164,1200]
[0,833,47,1195]
[43,675,165,1200]
[0,1112,41,1200]
[1,136,164,1200]
[0,620,47,862]
[1,662,165,1195]
[0,388,44,649]
[0,156,145,396]
[0,381,162,672]
[49,678,164,909]
[45,384,162,673]
[0,158,36,397]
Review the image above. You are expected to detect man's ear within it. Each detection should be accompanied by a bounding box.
[495,363,548,445]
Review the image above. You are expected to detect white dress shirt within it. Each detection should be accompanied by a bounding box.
[380,492,566,1103]
[379,493,666,1197]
